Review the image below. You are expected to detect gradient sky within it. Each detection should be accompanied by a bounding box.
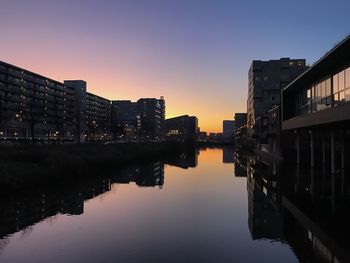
[1,0,350,132]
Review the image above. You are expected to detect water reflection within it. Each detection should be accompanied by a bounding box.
[222,147,235,163]
[237,150,350,263]
[166,148,199,169]
[2,147,349,262]
[0,161,170,243]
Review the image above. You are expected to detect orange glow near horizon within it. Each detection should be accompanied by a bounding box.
[0,2,249,134]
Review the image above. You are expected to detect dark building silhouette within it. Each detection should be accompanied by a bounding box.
[64,80,112,142]
[137,97,165,140]
[85,92,111,141]
[63,80,87,142]
[164,115,198,142]
[247,58,307,130]
[222,120,235,139]
[0,60,115,143]
[0,61,169,143]
[234,113,248,149]
[234,113,247,131]
[111,100,140,140]
[0,61,77,141]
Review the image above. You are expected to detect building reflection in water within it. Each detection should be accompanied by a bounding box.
[234,151,248,177]
[222,147,234,163]
[236,150,350,263]
[0,147,200,246]
[0,147,202,255]
[165,148,199,169]
[0,161,170,244]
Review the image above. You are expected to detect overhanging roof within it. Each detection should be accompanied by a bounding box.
[283,35,350,94]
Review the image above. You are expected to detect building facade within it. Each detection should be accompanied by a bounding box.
[64,80,87,142]
[137,97,165,140]
[282,35,350,170]
[0,61,77,141]
[64,80,112,142]
[0,61,168,143]
[247,58,307,129]
[164,115,198,142]
[223,120,236,138]
[85,92,111,141]
[111,100,140,140]
[234,113,247,131]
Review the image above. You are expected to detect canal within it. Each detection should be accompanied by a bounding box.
[0,147,348,262]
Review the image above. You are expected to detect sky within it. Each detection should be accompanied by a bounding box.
[1,0,350,132]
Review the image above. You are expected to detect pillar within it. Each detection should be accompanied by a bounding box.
[310,130,314,168]
[296,130,300,165]
[331,130,336,215]
[341,130,345,170]
[331,130,335,175]
[322,134,326,172]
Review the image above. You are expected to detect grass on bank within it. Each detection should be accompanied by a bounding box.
[0,142,187,191]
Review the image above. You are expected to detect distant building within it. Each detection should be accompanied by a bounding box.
[209,132,223,141]
[137,97,165,140]
[198,131,207,141]
[223,120,236,138]
[111,100,140,140]
[247,58,307,129]
[164,115,198,142]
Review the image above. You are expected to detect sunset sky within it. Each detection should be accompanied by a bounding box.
[1,0,349,132]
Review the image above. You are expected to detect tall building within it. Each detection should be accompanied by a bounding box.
[247,58,307,129]
[0,61,77,141]
[222,120,236,138]
[85,92,111,141]
[64,80,112,142]
[111,100,140,140]
[137,97,165,140]
[64,80,87,142]
[0,60,167,143]
[164,115,198,142]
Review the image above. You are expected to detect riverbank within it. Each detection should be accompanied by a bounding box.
[0,142,188,192]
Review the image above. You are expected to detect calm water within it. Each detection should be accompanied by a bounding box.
[0,147,348,262]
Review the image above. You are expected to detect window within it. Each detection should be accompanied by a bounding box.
[333,73,339,93]
[346,67,350,89]
[345,87,350,101]
[325,78,331,96]
[339,70,345,91]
